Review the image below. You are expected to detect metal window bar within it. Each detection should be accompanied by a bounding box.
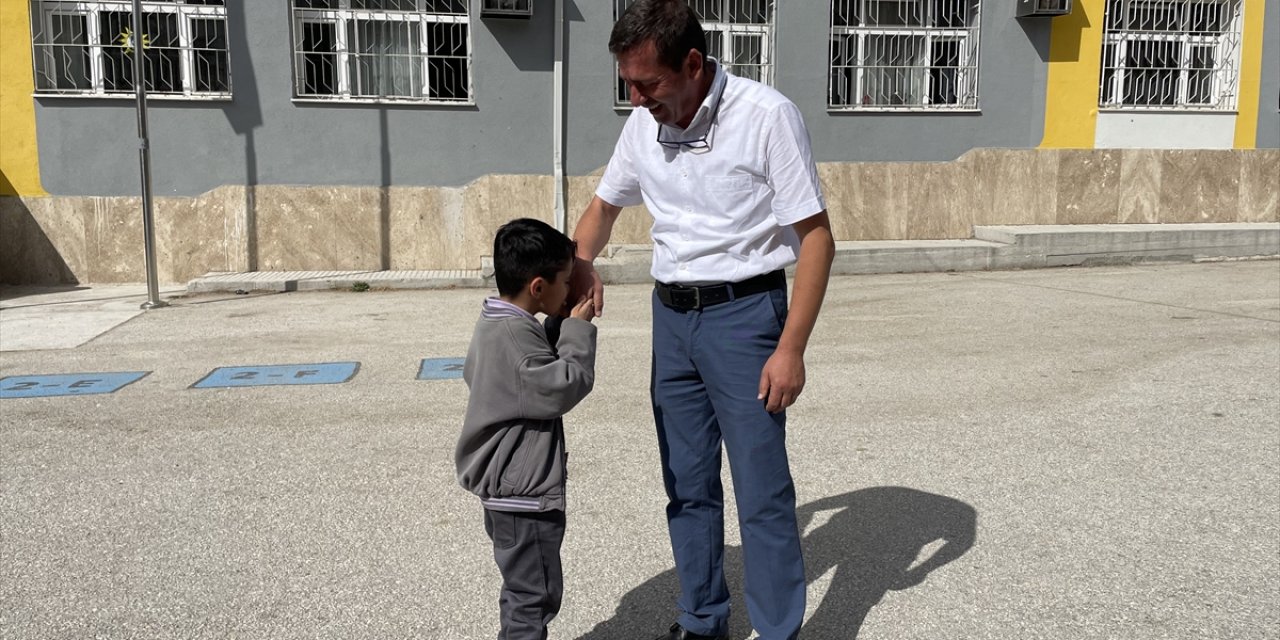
[1099,0,1242,110]
[828,0,980,110]
[290,0,471,103]
[613,0,776,106]
[30,0,229,98]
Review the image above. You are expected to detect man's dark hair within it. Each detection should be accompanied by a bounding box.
[609,0,706,72]
[493,218,576,297]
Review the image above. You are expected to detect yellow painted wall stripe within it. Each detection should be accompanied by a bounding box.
[1233,0,1265,149]
[1041,0,1105,148]
[1,0,46,196]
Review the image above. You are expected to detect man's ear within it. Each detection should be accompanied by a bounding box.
[684,48,703,77]
[528,276,546,299]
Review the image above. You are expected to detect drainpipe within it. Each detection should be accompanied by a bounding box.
[552,0,567,232]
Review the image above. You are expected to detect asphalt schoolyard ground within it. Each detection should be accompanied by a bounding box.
[1,260,1277,639]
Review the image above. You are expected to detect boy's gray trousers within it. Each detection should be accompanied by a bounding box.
[484,508,566,640]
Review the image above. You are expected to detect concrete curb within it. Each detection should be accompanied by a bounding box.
[185,223,1280,293]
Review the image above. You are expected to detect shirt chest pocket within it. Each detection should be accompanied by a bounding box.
[704,175,753,194]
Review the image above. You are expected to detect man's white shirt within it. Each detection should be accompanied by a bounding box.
[596,60,826,285]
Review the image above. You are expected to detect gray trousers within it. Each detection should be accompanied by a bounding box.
[484,508,566,640]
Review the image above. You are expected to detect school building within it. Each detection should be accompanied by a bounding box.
[1,0,1276,284]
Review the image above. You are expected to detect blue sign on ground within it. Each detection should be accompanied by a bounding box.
[0,372,150,399]
[418,358,465,380]
[192,362,359,389]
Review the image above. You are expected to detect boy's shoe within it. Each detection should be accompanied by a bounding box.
[653,622,729,640]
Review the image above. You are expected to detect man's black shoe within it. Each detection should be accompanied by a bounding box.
[653,622,729,640]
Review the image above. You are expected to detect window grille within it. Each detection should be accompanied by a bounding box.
[30,0,230,98]
[828,0,981,110]
[480,0,532,18]
[290,0,472,104]
[613,0,776,107]
[1099,0,1242,110]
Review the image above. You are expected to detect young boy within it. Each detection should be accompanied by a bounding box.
[456,217,597,640]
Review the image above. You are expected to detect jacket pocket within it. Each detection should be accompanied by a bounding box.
[498,429,533,493]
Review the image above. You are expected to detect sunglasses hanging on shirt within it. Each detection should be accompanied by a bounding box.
[656,84,723,151]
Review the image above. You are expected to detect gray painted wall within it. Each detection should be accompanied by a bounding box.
[28,1,1117,197]
[1257,0,1278,149]
[35,1,560,196]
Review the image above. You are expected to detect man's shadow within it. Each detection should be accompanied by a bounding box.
[576,486,976,640]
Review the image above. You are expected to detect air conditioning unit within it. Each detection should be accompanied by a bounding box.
[1016,0,1072,17]
[482,0,533,18]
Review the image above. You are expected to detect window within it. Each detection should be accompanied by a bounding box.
[828,0,980,110]
[291,0,471,104]
[613,0,776,107]
[30,0,230,98]
[1099,0,1242,110]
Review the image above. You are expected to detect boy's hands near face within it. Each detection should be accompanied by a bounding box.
[569,257,604,317]
[569,296,596,322]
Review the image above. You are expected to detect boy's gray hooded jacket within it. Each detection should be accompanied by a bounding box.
[455,299,596,512]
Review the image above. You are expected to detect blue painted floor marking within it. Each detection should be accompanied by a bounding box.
[0,372,150,399]
[418,358,465,380]
[191,362,360,389]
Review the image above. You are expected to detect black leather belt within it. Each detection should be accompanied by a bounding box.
[655,270,785,311]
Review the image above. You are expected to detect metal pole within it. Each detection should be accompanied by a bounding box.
[132,0,166,309]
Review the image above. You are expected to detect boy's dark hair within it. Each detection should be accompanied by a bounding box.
[609,0,706,72]
[493,218,576,297]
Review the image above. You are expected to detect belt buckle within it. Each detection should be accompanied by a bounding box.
[669,285,700,310]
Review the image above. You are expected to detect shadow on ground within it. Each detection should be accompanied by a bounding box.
[577,486,977,640]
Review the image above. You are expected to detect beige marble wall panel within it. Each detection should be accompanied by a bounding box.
[817,163,857,240]
[24,196,91,280]
[0,197,80,284]
[254,186,382,271]
[564,174,652,245]
[255,185,327,271]
[85,196,146,282]
[908,160,976,239]
[455,177,512,269]
[565,165,607,232]
[154,196,197,283]
[152,187,242,283]
[1157,150,1240,223]
[1056,150,1121,224]
[208,185,249,273]
[333,186,383,269]
[464,177,499,268]
[1239,150,1279,222]
[609,203,654,245]
[445,184,477,268]
[1117,150,1164,224]
[475,175,561,262]
[489,175,551,222]
[959,150,998,226]
[848,162,911,240]
[242,185,263,272]
[970,149,1058,226]
[10,147,1275,284]
[564,175,595,239]
[389,187,437,269]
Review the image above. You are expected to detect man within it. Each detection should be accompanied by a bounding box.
[570,1,834,639]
